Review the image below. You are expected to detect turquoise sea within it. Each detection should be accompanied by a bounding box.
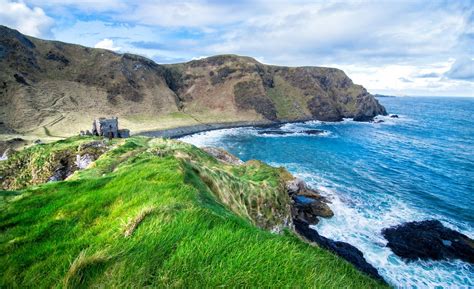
[181,97,474,287]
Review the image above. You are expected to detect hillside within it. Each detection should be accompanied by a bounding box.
[0,25,386,139]
[0,136,387,288]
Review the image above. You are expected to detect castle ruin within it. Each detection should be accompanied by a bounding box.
[81,117,129,138]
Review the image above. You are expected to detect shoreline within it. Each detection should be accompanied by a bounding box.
[135,118,315,139]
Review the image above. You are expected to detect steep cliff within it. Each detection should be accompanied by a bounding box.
[0,25,386,137]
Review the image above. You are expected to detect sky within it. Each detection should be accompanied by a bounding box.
[0,0,473,96]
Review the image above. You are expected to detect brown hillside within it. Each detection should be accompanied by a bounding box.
[0,25,386,139]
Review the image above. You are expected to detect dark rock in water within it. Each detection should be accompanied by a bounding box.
[303,129,325,135]
[382,220,474,264]
[286,178,334,225]
[373,119,384,123]
[294,219,384,282]
[390,114,399,118]
[293,195,334,219]
[353,114,374,122]
[257,130,292,135]
[257,129,325,136]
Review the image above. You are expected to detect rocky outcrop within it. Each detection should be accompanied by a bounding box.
[382,220,474,264]
[0,138,27,159]
[0,25,386,136]
[201,147,243,165]
[287,178,384,282]
[287,178,333,225]
[294,219,384,281]
[0,139,109,190]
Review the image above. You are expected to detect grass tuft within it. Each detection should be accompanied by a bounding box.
[123,207,156,237]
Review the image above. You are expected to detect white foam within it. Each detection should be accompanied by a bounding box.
[257,130,332,138]
[301,175,474,288]
[179,127,252,147]
[179,124,333,146]
[180,121,474,287]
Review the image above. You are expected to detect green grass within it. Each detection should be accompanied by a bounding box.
[0,137,388,288]
[266,76,312,119]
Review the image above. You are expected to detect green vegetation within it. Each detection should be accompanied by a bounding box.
[266,76,312,119]
[0,137,387,288]
[0,136,112,190]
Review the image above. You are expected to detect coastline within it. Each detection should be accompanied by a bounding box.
[135,118,315,139]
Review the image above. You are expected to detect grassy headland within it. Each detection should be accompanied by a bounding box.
[0,137,387,288]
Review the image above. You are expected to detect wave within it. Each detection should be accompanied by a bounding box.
[179,104,474,287]
[263,160,474,287]
[303,176,474,287]
[179,125,334,146]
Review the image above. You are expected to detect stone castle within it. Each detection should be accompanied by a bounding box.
[80,117,130,138]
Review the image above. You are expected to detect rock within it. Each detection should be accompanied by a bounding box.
[78,140,105,150]
[287,178,334,225]
[257,130,292,135]
[373,119,384,123]
[118,129,130,138]
[258,129,326,136]
[304,129,325,135]
[0,148,10,161]
[202,147,244,165]
[75,154,93,169]
[390,114,399,118]
[34,139,43,144]
[294,219,384,282]
[382,220,474,264]
[353,114,374,122]
[286,178,305,195]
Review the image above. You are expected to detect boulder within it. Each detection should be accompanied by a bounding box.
[382,220,474,264]
[390,114,399,118]
[286,178,334,225]
[286,178,305,195]
[75,154,93,169]
[294,219,384,282]
[353,114,374,122]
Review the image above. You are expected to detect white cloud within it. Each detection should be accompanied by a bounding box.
[121,1,249,28]
[94,38,121,51]
[0,0,54,37]
[2,0,472,95]
[445,57,474,81]
[25,0,126,12]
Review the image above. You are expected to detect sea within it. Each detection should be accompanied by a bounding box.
[180,96,474,288]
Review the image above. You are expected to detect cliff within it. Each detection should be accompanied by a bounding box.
[0,25,386,138]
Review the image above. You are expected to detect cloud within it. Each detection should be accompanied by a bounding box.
[399,77,413,83]
[94,38,121,51]
[444,57,474,81]
[121,1,251,28]
[130,41,169,50]
[25,0,127,12]
[416,72,440,78]
[2,0,473,95]
[0,0,54,37]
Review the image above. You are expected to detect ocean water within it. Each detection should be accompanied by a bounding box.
[180,97,474,288]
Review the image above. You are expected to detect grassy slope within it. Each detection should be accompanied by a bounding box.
[0,137,387,288]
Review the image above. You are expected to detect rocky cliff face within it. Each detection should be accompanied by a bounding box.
[0,25,386,136]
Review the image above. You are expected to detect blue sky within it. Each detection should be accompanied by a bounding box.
[1,0,473,96]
